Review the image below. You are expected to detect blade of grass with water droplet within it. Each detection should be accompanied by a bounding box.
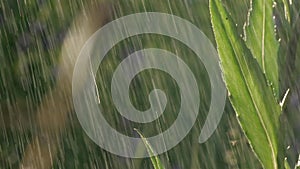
[281,0,291,23]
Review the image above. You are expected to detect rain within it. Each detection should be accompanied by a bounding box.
[0,0,299,169]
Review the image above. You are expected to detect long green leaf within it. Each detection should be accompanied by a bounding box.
[134,129,165,169]
[210,0,282,168]
[281,0,291,23]
[244,0,280,98]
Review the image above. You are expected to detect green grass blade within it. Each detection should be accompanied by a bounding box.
[134,129,165,169]
[210,0,282,168]
[281,0,291,23]
[284,158,291,169]
[244,0,280,98]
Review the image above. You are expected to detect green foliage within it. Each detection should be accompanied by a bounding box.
[244,0,279,98]
[2,0,299,168]
[209,0,282,168]
[135,129,165,169]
